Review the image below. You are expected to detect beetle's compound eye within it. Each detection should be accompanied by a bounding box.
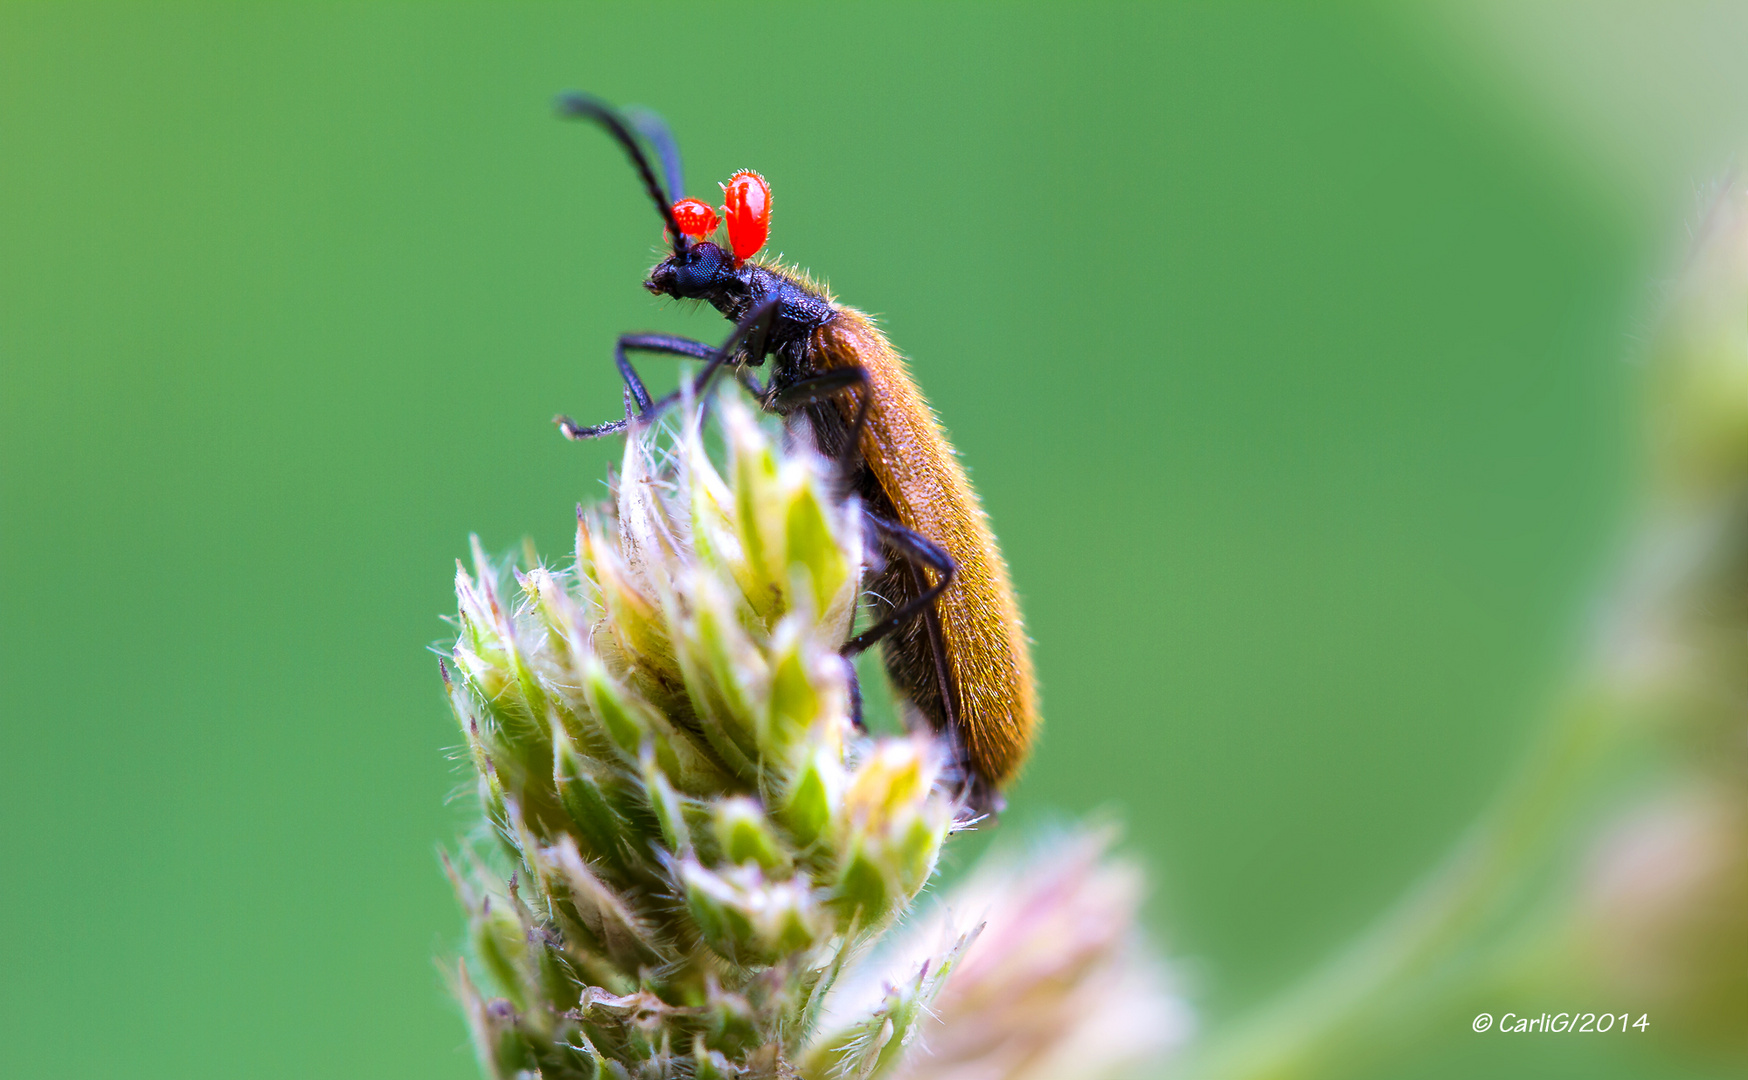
[720,171,770,262]
[670,198,719,241]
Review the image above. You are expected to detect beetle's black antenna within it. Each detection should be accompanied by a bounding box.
[624,107,685,203]
[556,93,687,256]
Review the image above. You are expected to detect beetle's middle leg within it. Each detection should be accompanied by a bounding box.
[766,366,871,478]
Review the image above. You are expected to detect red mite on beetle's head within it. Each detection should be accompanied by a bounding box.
[647,171,773,303]
[667,171,769,258]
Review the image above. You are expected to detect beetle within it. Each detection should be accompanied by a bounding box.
[552,95,1035,814]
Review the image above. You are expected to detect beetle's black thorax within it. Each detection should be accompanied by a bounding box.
[708,263,836,373]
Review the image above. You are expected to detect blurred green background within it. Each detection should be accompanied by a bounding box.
[4,4,1743,1078]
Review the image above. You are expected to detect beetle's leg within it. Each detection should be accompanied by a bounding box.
[556,405,632,440]
[845,661,866,733]
[767,371,952,739]
[615,342,651,414]
[844,513,955,656]
[615,334,717,413]
[769,369,957,730]
[651,299,779,416]
[555,303,777,439]
[557,333,716,439]
[766,366,872,477]
[766,367,867,409]
[849,512,962,760]
[619,323,774,426]
[737,367,768,399]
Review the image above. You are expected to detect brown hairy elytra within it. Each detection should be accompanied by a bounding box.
[553,94,1037,814]
[811,310,1037,791]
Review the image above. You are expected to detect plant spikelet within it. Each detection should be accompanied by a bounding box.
[442,392,958,1079]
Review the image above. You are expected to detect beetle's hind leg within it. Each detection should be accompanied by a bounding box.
[754,368,957,686]
[766,367,956,700]
[844,514,955,656]
[851,512,965,796]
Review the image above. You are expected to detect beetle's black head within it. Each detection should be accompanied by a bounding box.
[645,241,744,304]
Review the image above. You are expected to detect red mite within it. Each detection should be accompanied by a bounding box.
[719,172,770,261]
[668,197,718,241]
[553,96,1037,816]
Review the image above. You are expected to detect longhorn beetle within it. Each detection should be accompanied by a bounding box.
[553,95,1036,814]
